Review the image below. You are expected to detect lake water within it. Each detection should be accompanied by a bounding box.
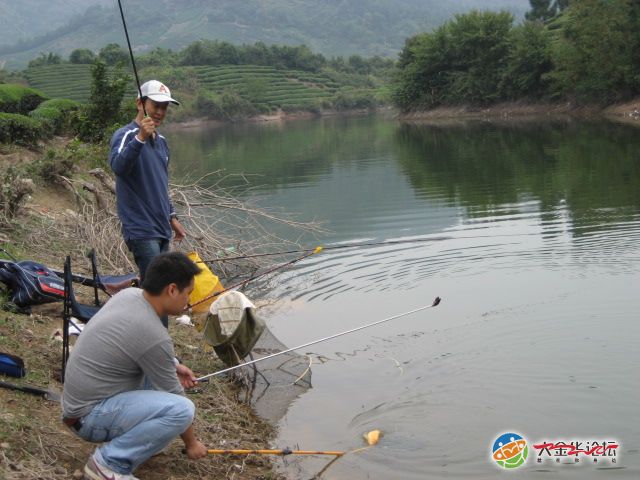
[166,115,640,479]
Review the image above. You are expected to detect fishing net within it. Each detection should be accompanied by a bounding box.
[199,291,312,423]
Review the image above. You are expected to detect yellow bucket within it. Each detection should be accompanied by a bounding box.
[187,251,225,313]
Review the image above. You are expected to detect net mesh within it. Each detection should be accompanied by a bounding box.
[235,327,312,423]
[199,291,312,424]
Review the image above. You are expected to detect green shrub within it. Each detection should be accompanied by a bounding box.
[220,91,257,119]
[0,113,44,146]
[333,90,377,111]
[25,149,75,183]
[0,84,48,114]
[38,98,80,110]
[0,166,34,225]
[74,62,130,142]
[30,98,80,135]
[281,100,322,114]
[195,91,225,119]
[196,91,256,120]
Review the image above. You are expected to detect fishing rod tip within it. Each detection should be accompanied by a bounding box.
[432,297,441,307]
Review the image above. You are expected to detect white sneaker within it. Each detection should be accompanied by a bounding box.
[83,454,140,480]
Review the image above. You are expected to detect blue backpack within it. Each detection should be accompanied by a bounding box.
[0,352,26,378]
[0,260,65,308]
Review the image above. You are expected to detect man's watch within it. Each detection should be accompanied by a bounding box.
[170,213,179,221]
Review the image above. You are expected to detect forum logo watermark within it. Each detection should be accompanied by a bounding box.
[533,439,619,464]
[492,433,529,469]
[491,432,620,470]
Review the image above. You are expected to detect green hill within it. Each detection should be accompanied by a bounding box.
[24,64,94,103]
[193,65,339,110]
[23,64,134,103]
[22,63,378,117]
[0,0,528,70]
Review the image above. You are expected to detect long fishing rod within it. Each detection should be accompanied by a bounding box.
[198,230,544,264]
[196,296,441,381]
[185,448,344,457]
[116,0,153,145]
[197,237,452,264]
[187,246,323,310]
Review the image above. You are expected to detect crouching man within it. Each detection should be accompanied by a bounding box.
[62,252,208,480]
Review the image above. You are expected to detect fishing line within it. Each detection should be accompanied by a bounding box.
[116,0,154,144]
[196,232,531,264]
[186,448,343,457]
[196,297,441,381]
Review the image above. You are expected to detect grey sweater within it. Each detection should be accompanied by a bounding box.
[62,288,183,419]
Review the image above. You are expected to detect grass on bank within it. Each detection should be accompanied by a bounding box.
[0,138,318,480]
[0,296,278,480]
[0,214,281,480]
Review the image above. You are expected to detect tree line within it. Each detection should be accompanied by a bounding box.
[393,0,640,111]
[29,40,394,78]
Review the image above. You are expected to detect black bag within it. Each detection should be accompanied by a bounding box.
[0,260,65,308]
[0,352,26,378]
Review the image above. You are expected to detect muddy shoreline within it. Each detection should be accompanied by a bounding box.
[395,100,640,125]
[166,101,640,131]
[166,106,394,130]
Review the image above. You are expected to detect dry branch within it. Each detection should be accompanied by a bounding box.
[45,169,324,282]
[88,168,116,194]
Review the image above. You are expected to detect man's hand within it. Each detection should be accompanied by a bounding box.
[176,363,198,389]
[136,116,156,142]
[170,217,187,243]
[184,439,208,460]
[181,425,208,460]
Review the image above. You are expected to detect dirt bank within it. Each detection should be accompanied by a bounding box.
[397,100,640,124]
[167,107,383,130]
[0,139,281,480]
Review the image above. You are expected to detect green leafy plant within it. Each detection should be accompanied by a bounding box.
[0,84,47,114]
[75,61,130,142]
[0,112,44,146]
[29,98,79,135]
[0,166,34,224]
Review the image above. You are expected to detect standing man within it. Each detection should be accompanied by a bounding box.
[110,80,187,327]
[62,252,208,480]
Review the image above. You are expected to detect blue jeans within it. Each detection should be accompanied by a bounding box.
[127,238,170,327]
[126,238,170,281]
[74,390,194,474]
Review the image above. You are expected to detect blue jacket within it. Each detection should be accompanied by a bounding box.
[109,121,176,241]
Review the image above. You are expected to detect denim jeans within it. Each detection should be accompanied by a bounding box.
[127,238,170,327]
[126,238,170,281]
[74,390,194,474]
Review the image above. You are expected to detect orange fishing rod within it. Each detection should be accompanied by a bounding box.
[204,448,343,456]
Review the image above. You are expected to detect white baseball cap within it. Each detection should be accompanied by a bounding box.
[138,80,180,105]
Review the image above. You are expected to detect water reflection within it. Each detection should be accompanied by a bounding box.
[394,120,640,232]
[166,116,640,479]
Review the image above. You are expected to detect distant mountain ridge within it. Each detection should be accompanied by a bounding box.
[0,0,527,70]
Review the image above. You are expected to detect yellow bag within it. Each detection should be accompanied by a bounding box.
[187,251,225,313]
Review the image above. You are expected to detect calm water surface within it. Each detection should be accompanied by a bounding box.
[166,116,640,479]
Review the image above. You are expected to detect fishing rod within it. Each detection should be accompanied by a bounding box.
[198,230,546,264]
[116,0,153,145]
[196,296,441,381]
[187,246,323,310]
[185,448,344,457]
[197,237,452,264]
